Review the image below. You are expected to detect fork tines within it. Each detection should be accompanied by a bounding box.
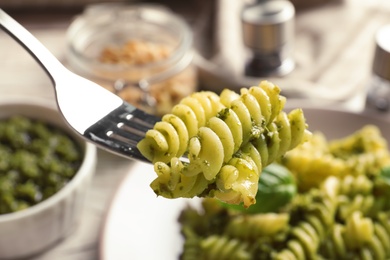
[84,102,160,162]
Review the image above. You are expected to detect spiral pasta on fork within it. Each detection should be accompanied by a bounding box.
[137,81,310,207]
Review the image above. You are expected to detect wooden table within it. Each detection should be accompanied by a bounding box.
[0,0,390,259]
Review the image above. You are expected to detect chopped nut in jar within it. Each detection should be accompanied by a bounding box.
[118,65,197,116]
[99,40,172,65]
[66,5,197,116]
[98,39,197,116]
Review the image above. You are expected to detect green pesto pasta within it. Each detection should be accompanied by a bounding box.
[199,235,251,260]
[138,91,224,163]
[281,125,390,192]
[138,81,310,207]
[225,213,290,240]
[179,125,390,260]
[180,227,202,260]
[272,178,339,259]
[321,211,386,259]
[179,176,390,260]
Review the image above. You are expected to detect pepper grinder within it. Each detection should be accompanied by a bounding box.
[366,24,390,111]
[242,0,295,77]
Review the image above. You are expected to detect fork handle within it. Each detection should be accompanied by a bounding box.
[0,9,67,85]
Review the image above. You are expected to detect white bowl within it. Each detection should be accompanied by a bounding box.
[0,96,97,259]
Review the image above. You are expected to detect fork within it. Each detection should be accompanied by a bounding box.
[0,9,160,163]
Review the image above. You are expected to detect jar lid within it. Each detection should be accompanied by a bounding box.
[373,24,390,81]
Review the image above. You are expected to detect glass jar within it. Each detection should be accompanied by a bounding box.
[66,3,197,116]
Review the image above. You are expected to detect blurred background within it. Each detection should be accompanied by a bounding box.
[2,0,389,113]
[1,0,390,259]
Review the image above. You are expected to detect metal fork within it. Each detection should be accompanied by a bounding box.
[0,9,160,163]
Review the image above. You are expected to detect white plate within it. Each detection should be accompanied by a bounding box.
[99,106,390,260]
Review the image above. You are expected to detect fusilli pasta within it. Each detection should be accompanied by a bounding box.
[200,235,251,260]
[138,81,310,207]
[282,125,390,192]
[321,211,390,259]
[272,177,338,259]
[179,125,390,260]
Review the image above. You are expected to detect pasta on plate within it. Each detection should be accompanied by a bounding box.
[137,81,311,207]
[179,125,390,260]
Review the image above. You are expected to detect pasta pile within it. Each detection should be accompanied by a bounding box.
[282,125,390,191]
[270,174,390,260]
[179,125,390,260]
[137,81,310,207]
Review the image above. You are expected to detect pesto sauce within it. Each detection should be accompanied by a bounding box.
[0,116,83,214]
